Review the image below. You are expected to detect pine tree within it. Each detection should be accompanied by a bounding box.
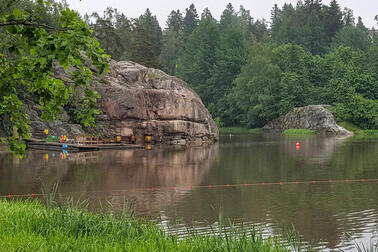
[237,5,254,41]
[90,7,123,60]
[183,3,199,36]
[356,16,368,32]
[177,18,220,105]
[166,10,183,32]
[220,3,236,30]
[160,29,183,75]
[201,8,213,20]
[131,22,160,68]
[342,8,355,26]
[115,12,133,60]
[160,9,184,74]
[137,9,163,57]
[323,0,343,40]
[207,25,245,115]
[270,4,282,40]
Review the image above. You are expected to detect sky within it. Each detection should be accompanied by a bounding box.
[64,0,378,29]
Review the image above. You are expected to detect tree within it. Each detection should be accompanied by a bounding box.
[176,17,220,106]
[114,12,133,60]
[332,26,371,51]
[270,4,282,40]
[131,22,160,68]
[342,8,355,26]
[220,3,236,30]
[323,0,343,40]
[0,0,109,155]
[228,43,282,127]
[201,8,213,20]
[207,25,245,116]
[136,9,163,57]
[237,5,255,42]
[182,3,198,36]
[166,10,183,32]
[89,7,123,60]
[160,29,183,75]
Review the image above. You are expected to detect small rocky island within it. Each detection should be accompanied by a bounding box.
[262,105,353,135]
[28,61,219,145]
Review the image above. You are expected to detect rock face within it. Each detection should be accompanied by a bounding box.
[262,105,353,136]
[29,61,219,144]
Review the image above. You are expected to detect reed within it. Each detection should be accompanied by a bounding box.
[0,199,303,252]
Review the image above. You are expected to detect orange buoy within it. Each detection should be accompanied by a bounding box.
[145,135,152,142]
[116,136,121,142]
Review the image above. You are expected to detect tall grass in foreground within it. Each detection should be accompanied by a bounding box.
[0,199,307,252]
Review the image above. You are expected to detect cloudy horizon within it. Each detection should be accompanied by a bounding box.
[64,0,377,29]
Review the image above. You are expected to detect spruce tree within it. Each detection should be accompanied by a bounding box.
[137,9,163,57]
[342,8,355,26]
[176,17,220,105]
[201,8,213,20]
[207,25,245,116]
[323,0,343,40]
[166,10,183,32]
[183,3,199,36]
[131,22,161,68]
[220,3,236,30]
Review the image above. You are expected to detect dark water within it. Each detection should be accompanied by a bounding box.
[0,135,377,251]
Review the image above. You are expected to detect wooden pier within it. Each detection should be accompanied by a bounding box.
[25,139,144,152]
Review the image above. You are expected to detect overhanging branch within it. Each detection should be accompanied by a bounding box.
[0,21,67,31]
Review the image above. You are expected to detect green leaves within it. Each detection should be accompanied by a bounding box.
[0,0,109,155]
[13,8,21,18]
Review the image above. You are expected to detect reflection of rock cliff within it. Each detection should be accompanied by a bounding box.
[27,61,218,145]
[0,145,219,216]
[263,105,353,135]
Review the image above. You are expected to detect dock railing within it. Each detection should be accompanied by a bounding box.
[75,136,103,145]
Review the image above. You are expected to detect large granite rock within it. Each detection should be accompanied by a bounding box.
[262,105,353,136]
[29,61,219,144]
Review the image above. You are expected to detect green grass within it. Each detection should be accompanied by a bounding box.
[219,127,261,135]
[0,199,304,252]
[283,129,315,136]
[338,122,378,138]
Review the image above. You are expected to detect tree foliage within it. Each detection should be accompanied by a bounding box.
[0,0,109,155]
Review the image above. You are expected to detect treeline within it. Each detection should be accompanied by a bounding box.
[86,1,377,130]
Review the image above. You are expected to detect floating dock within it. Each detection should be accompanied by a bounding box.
[25,139,144,152]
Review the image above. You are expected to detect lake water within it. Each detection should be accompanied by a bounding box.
[0,135,377,251]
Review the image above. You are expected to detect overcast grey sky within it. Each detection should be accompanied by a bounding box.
[64,0,377,29]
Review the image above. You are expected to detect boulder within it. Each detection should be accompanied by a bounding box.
[262,105,353,136]
[30,61,219,144]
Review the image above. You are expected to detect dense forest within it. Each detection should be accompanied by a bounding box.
[1,0,377,151]
[85,1,378,130]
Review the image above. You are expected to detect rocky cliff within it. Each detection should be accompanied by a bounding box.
[28,61,219,145]
[262,105,353,135]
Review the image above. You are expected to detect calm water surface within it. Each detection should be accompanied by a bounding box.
[1,135,377,251]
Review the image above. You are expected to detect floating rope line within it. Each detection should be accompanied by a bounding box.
[1,178,378,199]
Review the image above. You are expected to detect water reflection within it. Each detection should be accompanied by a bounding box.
[0,145,219,215]
[0,136,377,251]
